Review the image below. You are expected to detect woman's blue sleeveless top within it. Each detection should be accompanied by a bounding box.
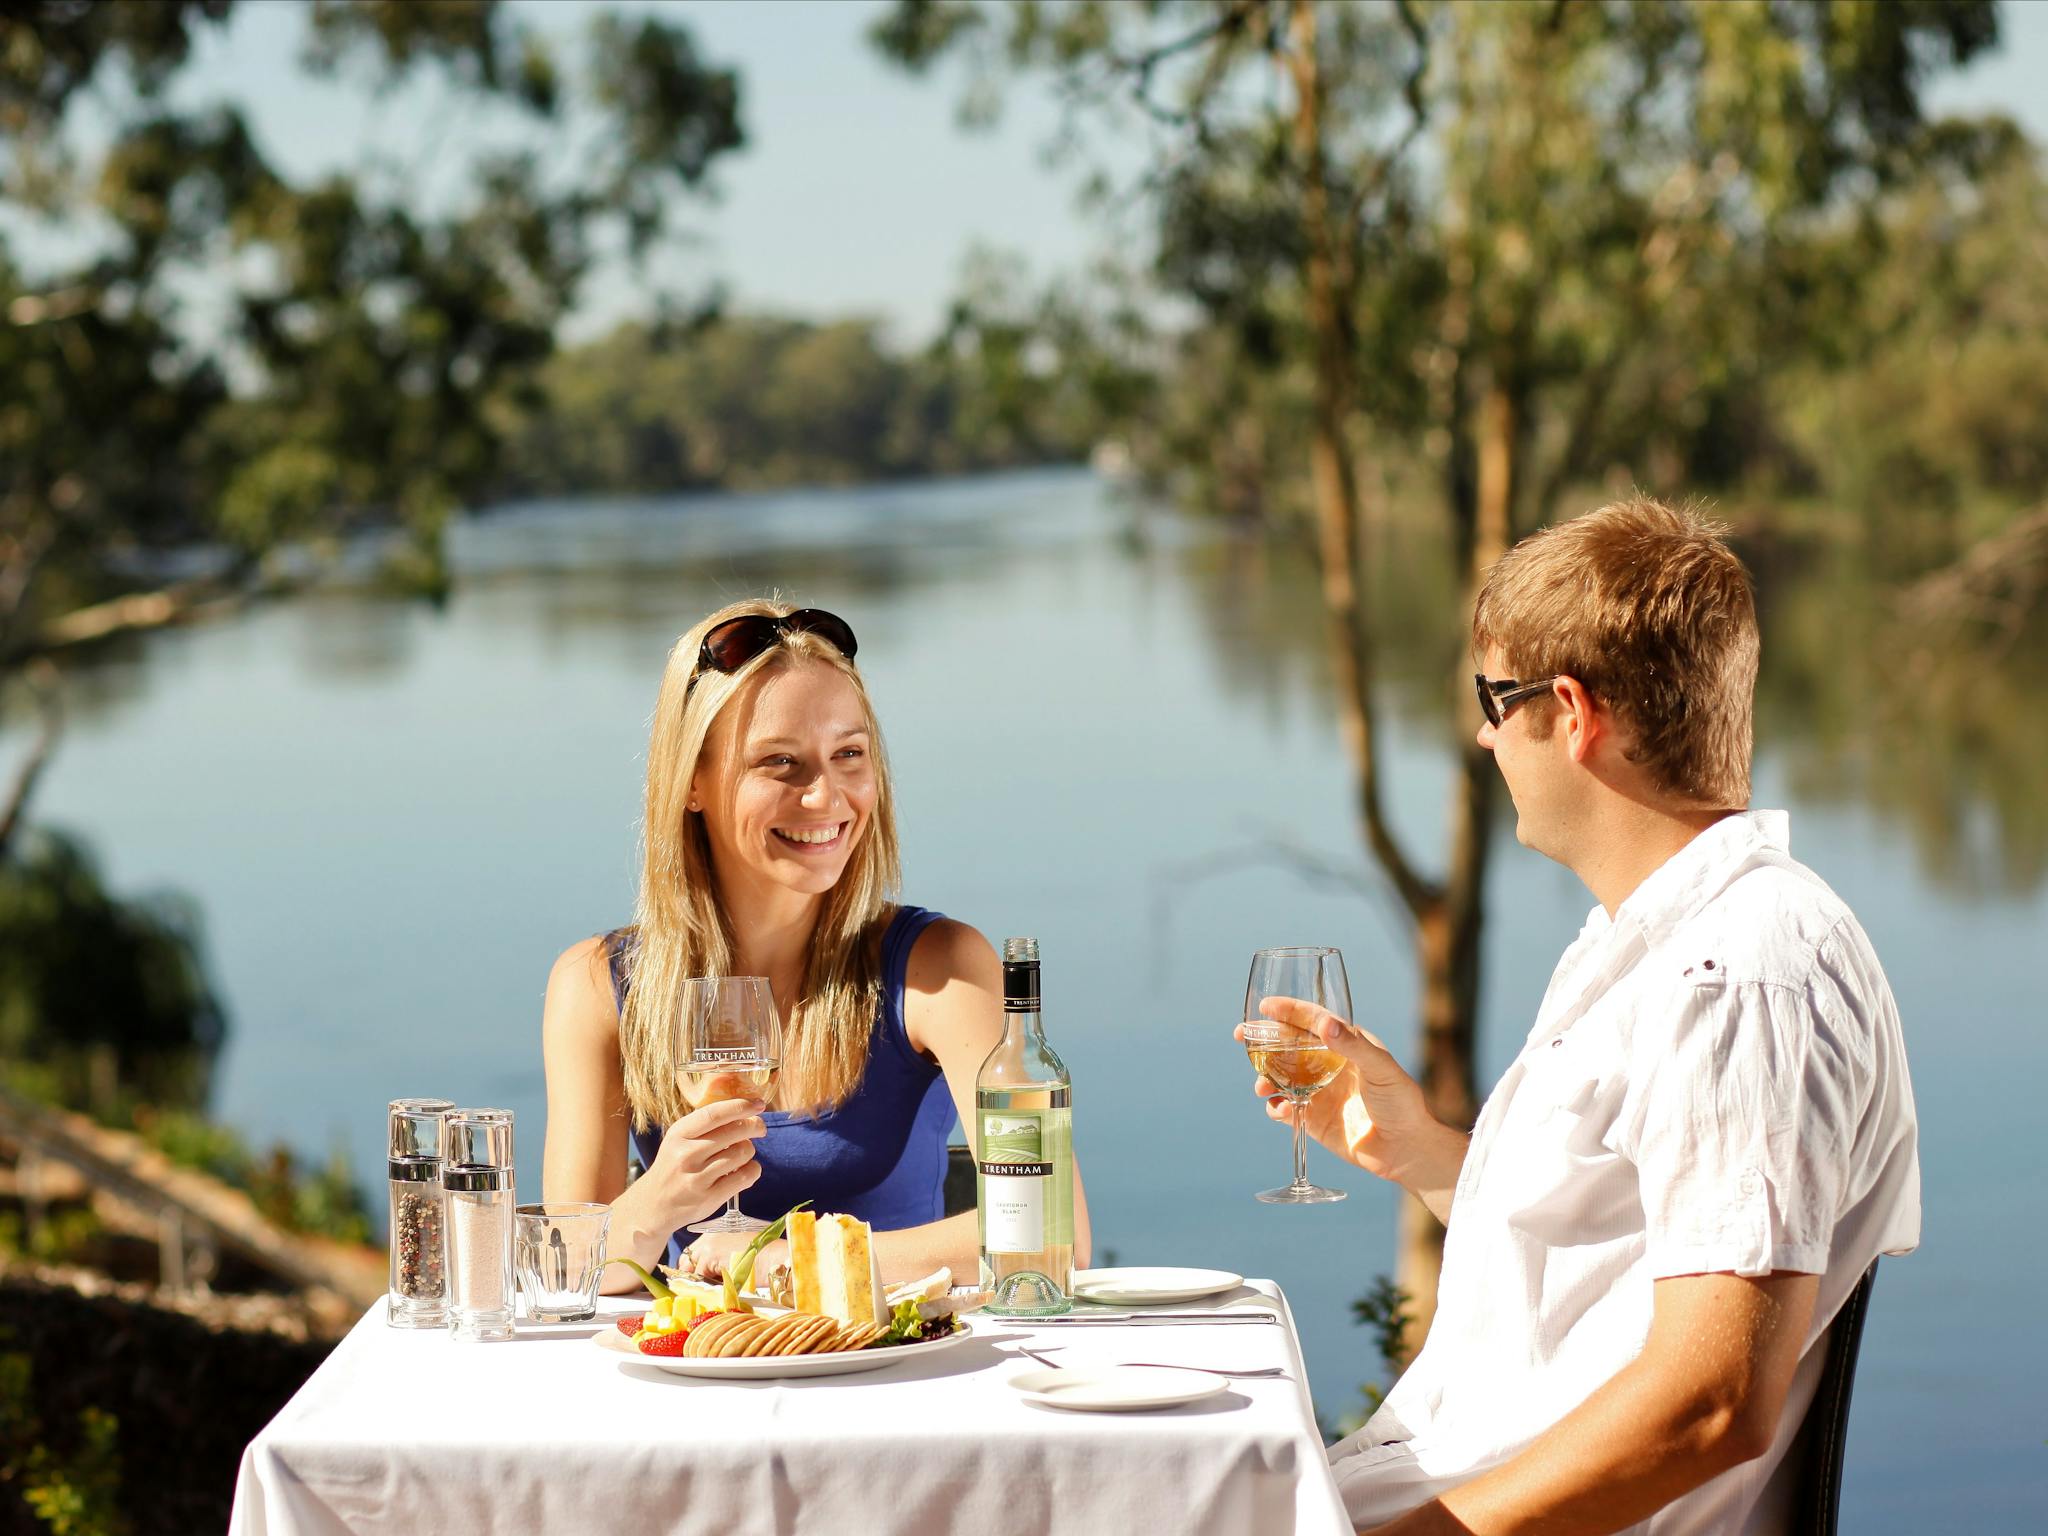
[609,906,955,1264]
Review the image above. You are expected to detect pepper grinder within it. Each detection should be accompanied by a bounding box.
[386,1098,454,1329]
[443,1108,516,1342]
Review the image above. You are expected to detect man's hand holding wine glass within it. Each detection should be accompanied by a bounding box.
[1243,996,1470,1223]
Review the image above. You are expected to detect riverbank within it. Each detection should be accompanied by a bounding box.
[1,1269,333,1534]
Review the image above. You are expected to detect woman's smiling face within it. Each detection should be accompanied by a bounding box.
[691,659,876,902]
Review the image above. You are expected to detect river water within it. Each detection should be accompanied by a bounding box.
[15,468,2042,1524]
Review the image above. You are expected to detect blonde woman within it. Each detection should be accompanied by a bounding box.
[542,599,1089,1288]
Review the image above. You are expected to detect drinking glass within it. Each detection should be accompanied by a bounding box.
[1242,947,1351,1204]
[679,975,781,1236]
[514,1202,611,1322]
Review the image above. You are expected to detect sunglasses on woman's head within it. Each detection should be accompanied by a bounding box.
[692,609,858,686]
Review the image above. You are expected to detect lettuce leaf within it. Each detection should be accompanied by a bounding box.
[870,1298,959,1348]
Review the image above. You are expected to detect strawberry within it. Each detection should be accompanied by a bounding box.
[636,1329,691,1357]
[616,1315,646,1337]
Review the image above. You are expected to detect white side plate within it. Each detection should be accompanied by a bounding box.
[594,1318,973,1379]
[1008,1365,1226,1412]
[1067,1267,1246,1306]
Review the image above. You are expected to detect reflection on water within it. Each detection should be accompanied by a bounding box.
[1756,537,2048,897]
[6,469,2041,1528]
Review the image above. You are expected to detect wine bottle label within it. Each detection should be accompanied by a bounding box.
[979,1112,1050,1252]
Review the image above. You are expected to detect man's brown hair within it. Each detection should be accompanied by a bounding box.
[1471,496,1759,807]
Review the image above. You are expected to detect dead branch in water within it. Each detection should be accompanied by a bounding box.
[1896,502,2048,652]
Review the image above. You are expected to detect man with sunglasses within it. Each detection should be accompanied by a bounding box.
[1256,498,1920,1535]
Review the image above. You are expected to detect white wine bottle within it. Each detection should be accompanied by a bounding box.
[975,936,1074,1315]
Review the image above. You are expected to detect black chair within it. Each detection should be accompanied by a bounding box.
[943,1142,977,1217]
[1788,1261,1878,1535]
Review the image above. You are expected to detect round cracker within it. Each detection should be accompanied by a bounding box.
[685,1312,756,1359]
[782,1314,838,1355]
[742,1316,800,1358]
[717,1317,774,1358]
[834,1321,882,1352]
[770,1318,823,1351]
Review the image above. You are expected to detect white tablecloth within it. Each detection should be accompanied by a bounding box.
[230,1281,1349,1535]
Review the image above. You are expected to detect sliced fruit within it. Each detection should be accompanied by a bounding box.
[669,1277,730,1314]
[615,1315,646,1337]
[636,1329,691,1357]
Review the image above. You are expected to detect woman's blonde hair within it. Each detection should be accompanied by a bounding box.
[618,598,901,1132]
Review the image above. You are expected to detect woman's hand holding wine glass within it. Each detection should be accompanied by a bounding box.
[641,1096,767,1232]
[679,976,782,1236]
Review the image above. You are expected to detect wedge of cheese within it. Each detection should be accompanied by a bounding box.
[883,1267,951,1307]
[787,1210,884,1328]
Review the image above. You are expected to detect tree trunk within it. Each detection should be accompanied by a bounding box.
[1286,0,1474,1364]
[0,659,63,859]
[1285,1,1430,910]
[1475,382,1516,569]
[1388,383,1520,1358]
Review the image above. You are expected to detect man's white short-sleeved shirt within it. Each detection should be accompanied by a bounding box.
[1329,811,1920,1535]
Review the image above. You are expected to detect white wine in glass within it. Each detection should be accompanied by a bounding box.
[1242,947,1350,1204]
[678,975,781,1236]
[681,1063,778,1105]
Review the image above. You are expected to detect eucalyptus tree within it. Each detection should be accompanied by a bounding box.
[0,0,742,836]
[877,0,1999,1354]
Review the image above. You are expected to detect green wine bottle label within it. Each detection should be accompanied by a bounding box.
[979,1107,1077,1253]
[979,1112,1049,1251]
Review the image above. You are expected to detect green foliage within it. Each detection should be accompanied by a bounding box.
[123,1109,372,1246]
[1350,1273,1413,1378]
[0,830,223,1111]
[0,826,373,1243]
[0,1346,128,1536]
[872,0,2017,558]
[1,0,745,655]
[1314,1271,1412,1443]
[1763,122,2048,566]
[0,1206,106,1268]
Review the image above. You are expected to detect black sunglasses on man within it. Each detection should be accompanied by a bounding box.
[1473,672,1560,728]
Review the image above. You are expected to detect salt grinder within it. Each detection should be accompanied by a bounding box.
[443,1108,516,1342]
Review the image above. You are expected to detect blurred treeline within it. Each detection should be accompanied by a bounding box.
[1114,118,2046,574]
[497,303,1097,496]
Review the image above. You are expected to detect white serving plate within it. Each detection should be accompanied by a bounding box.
[1067,1267,1246,1306]
[1008,1365,1226,1412]
[594,1317,974,1379]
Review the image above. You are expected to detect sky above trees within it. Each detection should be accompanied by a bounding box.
[50,0,2046,346]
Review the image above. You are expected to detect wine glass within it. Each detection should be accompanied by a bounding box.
[1241,947,1350,1204]
[678,975,781,1236]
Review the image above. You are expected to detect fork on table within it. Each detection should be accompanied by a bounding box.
[1014,1344,1287,1379]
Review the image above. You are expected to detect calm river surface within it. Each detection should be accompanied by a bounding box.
[15,469,2042,1524]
